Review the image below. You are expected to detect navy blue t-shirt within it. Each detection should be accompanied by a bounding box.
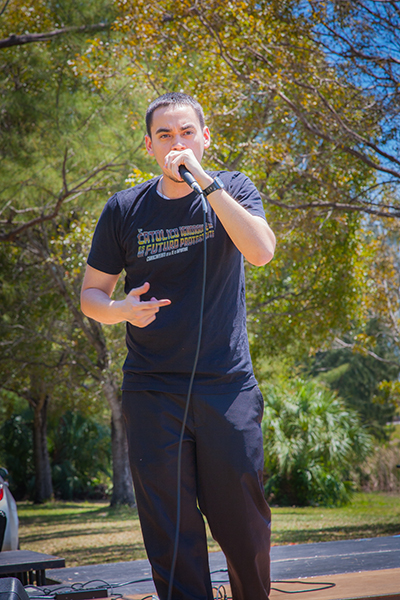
[87,170,266,394]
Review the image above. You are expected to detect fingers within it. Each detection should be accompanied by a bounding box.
[127,302,168,328]
[129,312,157,328]
[164,149,201,182]
[133,298,171,311]
[128,282,170,306]
[167,152,188,181]
[124,282,171,328]
[127,281,150,297]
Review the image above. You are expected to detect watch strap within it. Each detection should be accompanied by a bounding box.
[202,176,224,197]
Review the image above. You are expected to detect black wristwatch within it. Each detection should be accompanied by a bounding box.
[202,176,225,196]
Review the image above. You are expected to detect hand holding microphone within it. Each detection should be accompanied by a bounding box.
[163,148,211,212]
[178,165,203,194]
[178,164,208,214]
[164,148,209,191]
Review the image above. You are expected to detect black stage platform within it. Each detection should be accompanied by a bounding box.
[44,535,400,598]
[0,550,65,586]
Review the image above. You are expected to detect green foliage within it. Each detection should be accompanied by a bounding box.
[0,410,35,500]
[0,1,147,506]
[0,408,111,501]
[247,212,368,357]
[50,410,111,500]
[2,0,400,508]
[0,230,99,417]
[261,377,372,506]
[75,0,381,356]
[0,0,153,245]
[309,320,400,440]
[2,0,392,364]
[0,0,144,408]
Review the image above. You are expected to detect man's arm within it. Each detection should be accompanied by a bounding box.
[199,192,275,266]
[80,265,171,328]
[164,149,276,266]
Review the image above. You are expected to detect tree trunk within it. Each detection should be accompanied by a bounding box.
[41,252,135,506]
[31,377,53,503]
[102,372,135,507]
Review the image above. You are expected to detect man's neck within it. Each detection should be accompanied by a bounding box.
[159,175,193,199]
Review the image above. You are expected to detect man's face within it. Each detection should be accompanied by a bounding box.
[145,104,210,181]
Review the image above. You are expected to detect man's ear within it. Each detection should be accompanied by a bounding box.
[203,126,211,150]
[145,135,154,156]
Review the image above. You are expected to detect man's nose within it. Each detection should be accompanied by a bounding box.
[171,137,186,150]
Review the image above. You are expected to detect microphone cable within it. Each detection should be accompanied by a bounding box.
[167,184,208,600]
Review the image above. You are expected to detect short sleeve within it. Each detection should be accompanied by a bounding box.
[87,194,125,275]
[224,171,266,220]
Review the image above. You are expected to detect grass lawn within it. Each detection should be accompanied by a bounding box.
[16,492,400,568]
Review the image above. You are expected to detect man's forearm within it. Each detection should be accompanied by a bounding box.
[206,189,276,266]
[81,288,126,324]
[181,167,275,265]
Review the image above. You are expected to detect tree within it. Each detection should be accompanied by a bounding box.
[0,236,110,502]
[366,219,400,358]
[0,210,136,505]
[5,1,392,357]
[0,409,35,500]
[307,0,400,209]
[0,242,67,502]
[72,0,386,357]
[3,0,399,502]
[0,0,154,505]
[36,215,135,506]
[103,0,400,214]
[0,0,122,242]
[309,319,400,440]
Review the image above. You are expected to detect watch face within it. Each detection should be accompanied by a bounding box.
[215,176,224,189]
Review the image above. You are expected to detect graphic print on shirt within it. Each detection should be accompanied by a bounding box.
[137,222,215,261]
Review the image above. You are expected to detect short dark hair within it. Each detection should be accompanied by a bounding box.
[145,92,205,137]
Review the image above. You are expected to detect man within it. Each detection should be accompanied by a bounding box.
[81,92,275,600]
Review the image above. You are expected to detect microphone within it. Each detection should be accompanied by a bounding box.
[178,165,203,195]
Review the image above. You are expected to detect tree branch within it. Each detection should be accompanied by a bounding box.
[260,191,400,219]
[0,22,110,50]
[0,157,126,242]
[382,278,400,343]
[274,89,400,180]
[0,0,11,18]
[333,337,400,367]
[245,45,400,178]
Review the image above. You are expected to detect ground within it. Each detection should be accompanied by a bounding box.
[17,492,400,567]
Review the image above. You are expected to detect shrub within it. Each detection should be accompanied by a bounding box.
[359,441,400,492]
[0,409,112,501]
[0,411,35,500]
[261,378,372,506]
[50,410,111,500]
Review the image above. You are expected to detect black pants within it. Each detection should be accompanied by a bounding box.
[122,386,271,600]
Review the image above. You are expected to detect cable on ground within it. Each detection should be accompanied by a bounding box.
[24,573,336,600]
[272,579,336,594]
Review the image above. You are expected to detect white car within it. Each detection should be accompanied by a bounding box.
[0,468,19,551]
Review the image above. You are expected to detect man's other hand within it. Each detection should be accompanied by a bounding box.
[123,282,171,328]
[80,265,171,327]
